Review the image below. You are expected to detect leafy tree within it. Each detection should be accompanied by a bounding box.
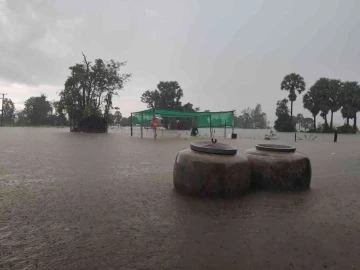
[280,73,306,124]
[302,118,313,131]
[295,113,304,130]
[58,53,131,132]
[120,117,131,126]
[341,81,360,131]
[140,81,198,129]
[274,99,295,132]
[234,104,268,129]
[310,78,331,129]
[1,98,15,125]
[303,88,320,131]
[236,108,253,128]
[52,101,67,126]
[252,104,267,129]
[23,94,52,125]
[141,81,183,110]
[15,110,28,125]
[114,110,122,125]
[327,79,343,129]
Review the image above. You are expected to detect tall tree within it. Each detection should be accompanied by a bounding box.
[238,107,253,128]
[274,99,294,132]
[303,89,320,131]
[1,98,16,125]
[58,54,131,132]
[302,118,314,131]
[252,104,268,129]
[327,79,343,129]
[140,81,198,129]
[280,73,306,124]
[114,110,122,125]
[295,113,304,130]
[15,110,28,125]
[341,81,360,131]
[141,81,183,110]
[23,94,52,125]
[310,78,331,129]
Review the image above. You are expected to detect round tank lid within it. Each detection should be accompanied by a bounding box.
[190,140,237,155]
[255,144,296,153]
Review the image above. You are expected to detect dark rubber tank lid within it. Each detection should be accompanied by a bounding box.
[190,140,237,155]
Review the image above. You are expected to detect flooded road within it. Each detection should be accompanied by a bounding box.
[1,127,360,269]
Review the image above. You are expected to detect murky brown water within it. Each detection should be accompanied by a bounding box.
[1,127,360,269]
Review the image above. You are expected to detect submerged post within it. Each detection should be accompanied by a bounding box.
[141,113,143,138]
[209,115,212,138]
[224,119,226,138]
[334,130,338,142]
[130,113,133,136]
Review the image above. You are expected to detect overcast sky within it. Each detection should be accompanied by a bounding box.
[1,0,360,124]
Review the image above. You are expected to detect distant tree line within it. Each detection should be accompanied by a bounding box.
[1,95,67,126]
[234,104,269,129]
[275,73,360,133]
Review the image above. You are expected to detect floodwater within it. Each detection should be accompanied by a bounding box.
[1,127,360,269]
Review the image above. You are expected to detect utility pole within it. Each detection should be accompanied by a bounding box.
[0,93,7,127]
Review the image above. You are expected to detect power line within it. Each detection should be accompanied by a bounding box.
[0,93,8,127]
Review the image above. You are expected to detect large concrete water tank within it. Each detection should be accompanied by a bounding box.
[244,144,311,191]
[173,140,251,196]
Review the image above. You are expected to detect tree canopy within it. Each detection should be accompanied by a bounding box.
[274,98,295,132]
[140,81,198,129]
[23,94,52,125]
[141,81,184,110]
[1,98,15,125]
[302,78,360,133]
[58,54,131,132]
[235,104,268,129]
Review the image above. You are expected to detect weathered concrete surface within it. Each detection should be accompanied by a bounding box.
[244,147,311,190]
[0,127,360,269]
[173,148,251,196]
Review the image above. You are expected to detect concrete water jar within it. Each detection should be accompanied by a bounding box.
[173,140,251,196]
[244,144,311,191]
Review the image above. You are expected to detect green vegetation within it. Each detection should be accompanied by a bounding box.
[0,98,15,125]
[280,73,306,125]
[140,81,199,129]
[303,80,360,133]
[57,54,131,132]
[234,104,268,129]
[274,99,295,132]
[276,73,360,134]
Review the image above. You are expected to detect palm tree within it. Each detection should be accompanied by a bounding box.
[280,73,306,125]
[303,89,320,131]
[327,79,343,129]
